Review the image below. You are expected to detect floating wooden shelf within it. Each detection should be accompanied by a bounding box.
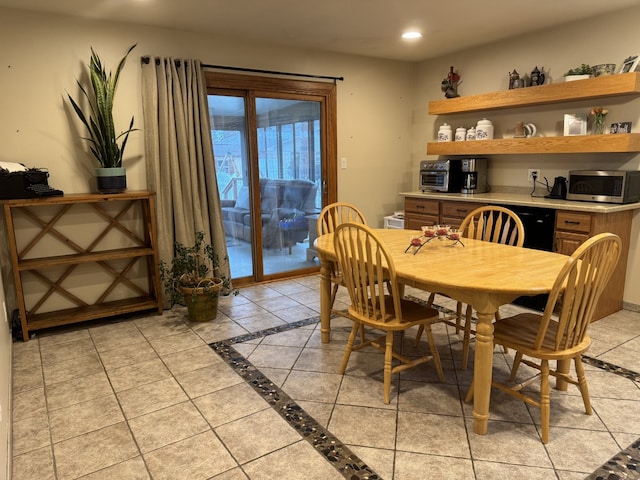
[428,72,640,115]
[426,133,640,155]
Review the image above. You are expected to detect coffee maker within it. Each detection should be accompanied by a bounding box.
[460,158,489,194]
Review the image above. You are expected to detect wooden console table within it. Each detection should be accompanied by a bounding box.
[1,191,163,341]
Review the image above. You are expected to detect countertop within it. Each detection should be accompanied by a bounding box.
[399,189,640,214]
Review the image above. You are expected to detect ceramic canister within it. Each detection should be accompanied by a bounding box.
[476,118,494,140]
[466,127,476,141]
[438,123,452,142]
[455,127,467,141]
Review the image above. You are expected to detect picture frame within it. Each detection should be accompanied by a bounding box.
[563,114,587,136]
[618,54,640,74]
[610,121,632,134]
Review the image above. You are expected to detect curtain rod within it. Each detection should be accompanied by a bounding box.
[202,63,344,82]
[140,57,343,82]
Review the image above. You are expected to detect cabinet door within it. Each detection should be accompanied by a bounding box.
[554,231,589,255]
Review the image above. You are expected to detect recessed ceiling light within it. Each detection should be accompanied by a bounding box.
[402,31,423,40]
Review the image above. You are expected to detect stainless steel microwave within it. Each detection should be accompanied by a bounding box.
[567,170,640,204]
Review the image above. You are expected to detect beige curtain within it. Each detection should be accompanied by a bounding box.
[140,57,230,291]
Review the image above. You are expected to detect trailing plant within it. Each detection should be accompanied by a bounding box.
[159,231,237,306]
[67,44,137,168]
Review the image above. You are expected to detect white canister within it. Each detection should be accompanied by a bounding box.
[455,127,467,141]
[476,118,494,140]
[437,123,452,142]
[466,127,476,141]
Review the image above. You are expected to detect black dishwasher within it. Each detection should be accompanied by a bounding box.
[502,205,556,311]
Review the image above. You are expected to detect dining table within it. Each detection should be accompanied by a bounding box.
[315,227,569,436]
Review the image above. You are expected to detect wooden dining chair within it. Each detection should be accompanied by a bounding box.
[334,222,444,404]
[317,202,367,316]
[416,205,525,369]
[466,232,621,443]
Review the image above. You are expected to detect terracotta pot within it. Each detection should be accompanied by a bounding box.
[178,277,223,322]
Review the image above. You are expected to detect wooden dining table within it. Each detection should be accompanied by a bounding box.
[315,228,569,436]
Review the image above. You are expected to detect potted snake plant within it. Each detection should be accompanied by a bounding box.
[67,44,137,193]
[159,231,237,322]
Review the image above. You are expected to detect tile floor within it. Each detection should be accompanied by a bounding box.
[11,274,640,480]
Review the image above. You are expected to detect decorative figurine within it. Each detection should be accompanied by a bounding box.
[508,69,520,89]
[530,66,546,86]
[441,66,460,98]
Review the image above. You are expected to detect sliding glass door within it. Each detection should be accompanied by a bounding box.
[206,73,336,285]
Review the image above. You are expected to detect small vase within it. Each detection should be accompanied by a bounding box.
[591,115,607,135]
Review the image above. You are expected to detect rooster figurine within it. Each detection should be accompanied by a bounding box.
[441,66,461,98]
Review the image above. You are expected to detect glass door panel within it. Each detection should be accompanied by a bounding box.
[255,97,321,276]
[208,94,254,279]
[208,92,324,283]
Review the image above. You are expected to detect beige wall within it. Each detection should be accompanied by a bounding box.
[413,5,640,306]
[0,5,638,308]
[0,7,415,227]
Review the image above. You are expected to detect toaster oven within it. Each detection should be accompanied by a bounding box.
[419,159,461,193]
[567,170,640,204]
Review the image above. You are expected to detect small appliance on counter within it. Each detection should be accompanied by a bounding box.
[461,158,489,194]
[545,176,567,199]
[567,170,640,204]
[419,159,462,192]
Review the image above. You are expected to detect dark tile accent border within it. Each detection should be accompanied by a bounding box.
[210,315,381,480]
[586,437,640,480]
[210,301,640,480]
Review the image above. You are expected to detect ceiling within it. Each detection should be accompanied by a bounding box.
[1,0,638,62]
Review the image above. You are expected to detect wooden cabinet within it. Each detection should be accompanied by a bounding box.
[426,72,640,155]
[554,209,632,320]
[404,197,439,230]
[1,191,163,341]
[404,197,485,230]
[440,201,484,227]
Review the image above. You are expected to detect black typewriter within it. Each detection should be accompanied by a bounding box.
[0,162,64,199]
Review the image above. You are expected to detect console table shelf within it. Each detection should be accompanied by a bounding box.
[1,191,163,341]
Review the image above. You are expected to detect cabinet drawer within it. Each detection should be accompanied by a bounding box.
[556,211,592,233]
[405,198,439,215]
[441,201,483,219]
[405,213,439,230]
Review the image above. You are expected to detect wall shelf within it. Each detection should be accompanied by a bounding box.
[428,72,640,115]
[426,133,640,155]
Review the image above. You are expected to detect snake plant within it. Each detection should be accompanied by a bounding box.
[68,44,137,168]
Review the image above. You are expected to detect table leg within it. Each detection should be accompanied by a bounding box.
[472,310,495,435]
[320,260,331,343]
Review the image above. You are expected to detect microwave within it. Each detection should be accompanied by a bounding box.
[567,170,640,204]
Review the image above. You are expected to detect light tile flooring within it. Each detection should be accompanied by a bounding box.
[11,274,640,479]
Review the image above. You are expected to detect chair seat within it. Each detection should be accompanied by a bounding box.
[352,296,440,330]
[494,313,591,360]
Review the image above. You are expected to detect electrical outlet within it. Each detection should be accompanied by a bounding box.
[528,168,540,182]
